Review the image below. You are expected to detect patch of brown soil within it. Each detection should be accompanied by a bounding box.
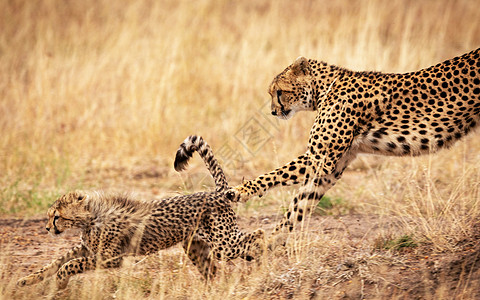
[3,214,480,299]
[0,218,81,279]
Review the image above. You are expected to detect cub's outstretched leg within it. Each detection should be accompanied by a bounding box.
[18,227,124,289]
[55,256,98,289]
[17,245,88,287]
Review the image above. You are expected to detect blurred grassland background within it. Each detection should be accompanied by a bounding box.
[2,0,480,299]
[1,0,480,215]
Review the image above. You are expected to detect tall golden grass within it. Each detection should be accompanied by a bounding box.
[2,0,480,298]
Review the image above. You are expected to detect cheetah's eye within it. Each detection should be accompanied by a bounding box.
[276,90,282,99]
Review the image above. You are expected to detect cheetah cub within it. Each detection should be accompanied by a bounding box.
[17,136,265,289]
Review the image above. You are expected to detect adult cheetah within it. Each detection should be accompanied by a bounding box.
[227,47,480,234]
[17,136,265,289]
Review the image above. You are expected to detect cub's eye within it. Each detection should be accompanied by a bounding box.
[276,90,282,98]
[54,216,59,221]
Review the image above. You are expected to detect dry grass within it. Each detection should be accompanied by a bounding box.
[1,0,480,298]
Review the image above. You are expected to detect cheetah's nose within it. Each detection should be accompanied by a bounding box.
[46,227,50,232]
[271,111,277,116]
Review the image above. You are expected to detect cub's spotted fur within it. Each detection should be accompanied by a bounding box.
[17,136,264,289]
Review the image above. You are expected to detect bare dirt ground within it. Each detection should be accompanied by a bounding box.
[3,213,480,299]
[0,218,81,280]
[2,167,480,299]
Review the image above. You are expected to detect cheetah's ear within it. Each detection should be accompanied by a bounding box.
[291,56,310,76]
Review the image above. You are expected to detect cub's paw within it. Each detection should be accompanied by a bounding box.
[56,273,70,290]
[17,274,44,287]
[267,233,289,253]
[251,229,267,260]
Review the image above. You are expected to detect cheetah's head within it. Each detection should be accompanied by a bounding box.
[268,56,314,120]
[46,191,91,235]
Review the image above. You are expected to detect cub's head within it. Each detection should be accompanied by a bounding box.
[268,56,314,120]
[46,191,91,235]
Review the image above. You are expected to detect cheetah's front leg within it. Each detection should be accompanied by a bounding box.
[274,148,357,234]
[17,245,88,287]
[55,256,96,289]
[227,154,309,202]
[268,148,358,250]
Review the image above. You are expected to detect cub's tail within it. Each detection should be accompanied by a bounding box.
[174,135,228,192]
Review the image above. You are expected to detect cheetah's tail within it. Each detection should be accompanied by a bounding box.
[174,135,228,192]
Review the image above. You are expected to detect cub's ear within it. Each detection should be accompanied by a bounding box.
[73,191,87,201]
[291,56,310,76]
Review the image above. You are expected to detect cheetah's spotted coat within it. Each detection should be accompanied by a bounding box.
[228,48,480,234]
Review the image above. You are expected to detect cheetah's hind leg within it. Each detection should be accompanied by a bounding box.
[183,236,217,280]
[239,229,266,262]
